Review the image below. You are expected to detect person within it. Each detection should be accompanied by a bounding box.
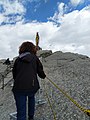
[3,58,11,65]
[12,41,46,120]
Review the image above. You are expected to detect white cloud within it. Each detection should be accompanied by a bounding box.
[0,4,90,59]
[48,5,90,56]
[70,0,85,6]
[48,3,68,24]
[0,0,26,24]
[58,2,65,15]
[0,21,58,59]
[0,14,6,23]
[0,0,26,15]
[20,0,41,3]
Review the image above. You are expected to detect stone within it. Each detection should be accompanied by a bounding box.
[0,51,90,120]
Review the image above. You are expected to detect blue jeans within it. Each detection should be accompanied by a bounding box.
[13,92,35,120]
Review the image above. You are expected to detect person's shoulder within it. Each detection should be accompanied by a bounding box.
[14,56,20,63]
[32,54,40,63]
[31,54,38,59]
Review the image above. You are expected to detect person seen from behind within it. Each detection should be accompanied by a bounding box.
[12,41,46,120]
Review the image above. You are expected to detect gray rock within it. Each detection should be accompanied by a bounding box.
[0,51,90,120]
[37,50,52,58]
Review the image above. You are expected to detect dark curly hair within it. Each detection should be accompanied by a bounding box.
[19,41,36,55]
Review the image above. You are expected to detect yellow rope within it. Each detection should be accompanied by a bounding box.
[46,76,90,116]
[43,81,57,120]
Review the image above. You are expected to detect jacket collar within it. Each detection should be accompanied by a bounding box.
[19,52,30,58]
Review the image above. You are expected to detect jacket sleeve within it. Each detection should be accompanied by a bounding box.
[36,57,46,79]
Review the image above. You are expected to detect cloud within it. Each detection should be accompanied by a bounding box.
[0,0,26,24]
[0,14,6,23]
[44,0,48,3]
[20,0,48,4]
[0,2,90,59]
[70,0,85,6]
[0,21,58,59]
[48,3,68,24]
[3,1,25,15]
[19,0,41,3]
[48,5,90,55]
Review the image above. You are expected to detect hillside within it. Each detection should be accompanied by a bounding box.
[0,50,90,120]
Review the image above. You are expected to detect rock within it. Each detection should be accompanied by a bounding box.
[0,59,6,64]
[37,50,52,58]
[0,51,90,120]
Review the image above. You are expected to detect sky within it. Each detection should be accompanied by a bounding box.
[0,0,90,59]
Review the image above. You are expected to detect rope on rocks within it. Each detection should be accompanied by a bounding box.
[46,76,90,117]
[43,80,57,120]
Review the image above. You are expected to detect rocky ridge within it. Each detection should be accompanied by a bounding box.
[0,50,90,120]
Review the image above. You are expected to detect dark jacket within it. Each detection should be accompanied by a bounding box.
[12,52,46,93]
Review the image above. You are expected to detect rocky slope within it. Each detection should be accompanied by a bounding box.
[0,51,90,120]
